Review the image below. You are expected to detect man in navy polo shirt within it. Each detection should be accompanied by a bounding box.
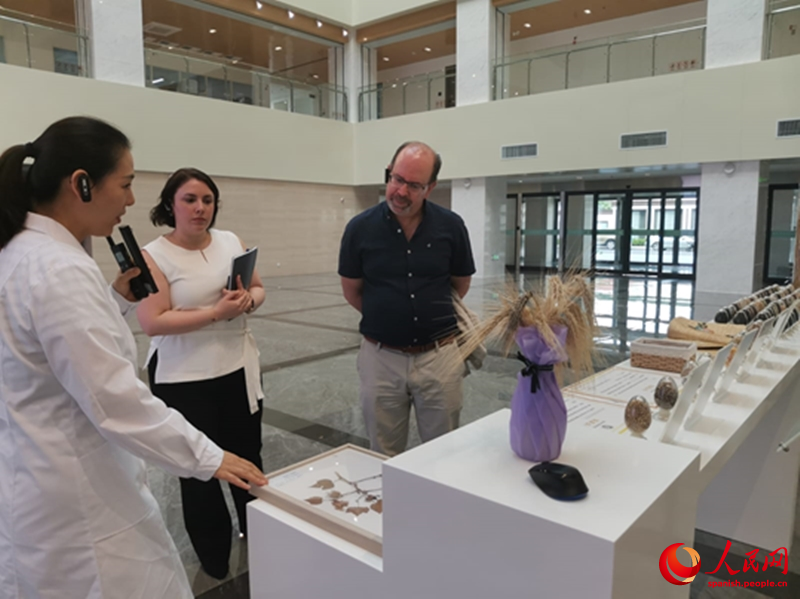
[338,141,476,456]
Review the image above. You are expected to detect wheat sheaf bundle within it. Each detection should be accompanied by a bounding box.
[453,274,598,380]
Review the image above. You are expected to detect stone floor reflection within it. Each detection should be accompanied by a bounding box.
[137,272,798,598]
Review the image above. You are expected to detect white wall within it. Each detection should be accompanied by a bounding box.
[354,53,800,184]
[0,63,353,185]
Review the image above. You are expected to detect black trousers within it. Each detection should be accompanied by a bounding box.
[148,354,263,577]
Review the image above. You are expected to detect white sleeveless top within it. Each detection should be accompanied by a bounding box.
[143,229,263,413]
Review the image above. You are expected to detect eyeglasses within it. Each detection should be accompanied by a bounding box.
[387,173,428,194]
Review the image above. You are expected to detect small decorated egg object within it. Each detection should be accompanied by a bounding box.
[625,396,652,434]
[654,376,679,410]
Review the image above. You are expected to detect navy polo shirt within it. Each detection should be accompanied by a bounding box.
[338,200,476,347]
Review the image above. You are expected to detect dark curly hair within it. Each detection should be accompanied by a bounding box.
[150,167,220,229]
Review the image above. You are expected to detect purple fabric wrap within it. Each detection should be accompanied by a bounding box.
[509,325,569,462]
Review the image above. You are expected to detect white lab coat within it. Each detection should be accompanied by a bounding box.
[0,213,224,599]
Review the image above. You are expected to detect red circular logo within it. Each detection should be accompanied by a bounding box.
[659,543,701,585]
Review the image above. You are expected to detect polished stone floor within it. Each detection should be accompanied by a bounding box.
[131,273,798,598]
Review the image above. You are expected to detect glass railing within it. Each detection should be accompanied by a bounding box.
[493,20,706,100]
[0,13,89,77]
[767,2,800,59]
[358,70,455,121]
[144,48,348,121]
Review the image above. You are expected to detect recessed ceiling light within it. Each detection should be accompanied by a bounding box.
[275,46,282,51]
[312,74,319,79]
[584,9,592,15]
[362,37,368,42]
[209,28,217,34]
[231,59,239,64]
[316,20,323,28]
[424,47,432,52]
[287,10,294,18]
[256,1,263,9]
[343,29,348,37]
[524,23,531,28]
[383,56,390,62]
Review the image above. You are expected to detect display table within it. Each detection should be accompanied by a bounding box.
[249,326,800,598]
[562,328,800,551]
[250,411,699,599]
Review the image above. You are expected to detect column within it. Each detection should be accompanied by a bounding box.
[342,36,377,123]
[705,0,767,69]
[76,0,145,86]
[451,177,507,281]
[456,0,495,106]
[695,0,768,319]
[695,162,769,319]
[453,0,505,281]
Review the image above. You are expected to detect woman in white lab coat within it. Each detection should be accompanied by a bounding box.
[0,116,267,599]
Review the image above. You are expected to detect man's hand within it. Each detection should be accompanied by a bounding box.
[214,451,268,490]
[111,267,141,302]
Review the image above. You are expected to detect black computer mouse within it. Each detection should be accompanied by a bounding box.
[528,462,588,501]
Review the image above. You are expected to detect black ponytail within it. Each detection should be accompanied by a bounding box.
[0,116,130,250]
[0,145,33,249]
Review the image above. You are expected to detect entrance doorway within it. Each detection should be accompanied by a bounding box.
[511,187,699,279]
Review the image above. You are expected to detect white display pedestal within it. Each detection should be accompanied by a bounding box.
[249,410,700,599]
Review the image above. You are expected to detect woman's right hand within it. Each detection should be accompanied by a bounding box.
[214,451,267,490]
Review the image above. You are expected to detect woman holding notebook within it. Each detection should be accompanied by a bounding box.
[137,167,265,579]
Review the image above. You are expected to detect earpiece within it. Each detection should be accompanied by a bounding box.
[77,173,91,203]
[385,168,391,184]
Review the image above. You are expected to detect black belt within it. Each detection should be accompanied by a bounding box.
[364,335,457,354]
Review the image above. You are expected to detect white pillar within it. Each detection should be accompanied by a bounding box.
[343,36,377,123]
[77,0,145,86]
[451,177,507,281]
[695,161,768,320]
[456,0,495,107]
[695,0,769,319]
[705,0,767,68]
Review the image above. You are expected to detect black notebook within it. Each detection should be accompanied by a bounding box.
[227,247,258,290]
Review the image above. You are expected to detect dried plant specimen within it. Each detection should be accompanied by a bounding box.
[311,479,334,490]
[303,473,383,517]
[441,273,598,383]
[654,376,679,410]
[625,396,652,434]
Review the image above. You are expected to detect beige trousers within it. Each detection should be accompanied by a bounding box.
[357,338,464,456]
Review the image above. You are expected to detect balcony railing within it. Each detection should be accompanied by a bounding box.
[145,48,348,121]
[358,70,455,122]
[767,2,800,59]
[493,20,706,100]
[0,13,89,77]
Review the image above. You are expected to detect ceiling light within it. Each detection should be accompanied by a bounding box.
[383,56,390,62]
[152,77,164,85]
[275,46,282,51]
[363,37,368,42]
[209,28,217,34]
[312,74,319,79]
[255,1,262,9]
[343,29,348,37]
[316,20,323,28]
[287,10,294,18]
[524,23,531,28]
[584,9,592,15]
[424,47,431,52]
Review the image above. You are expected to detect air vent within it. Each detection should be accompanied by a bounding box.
[143,22,182,37]
[620,131,668,149]
[501,143,538,159]
[777,119,800,138]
